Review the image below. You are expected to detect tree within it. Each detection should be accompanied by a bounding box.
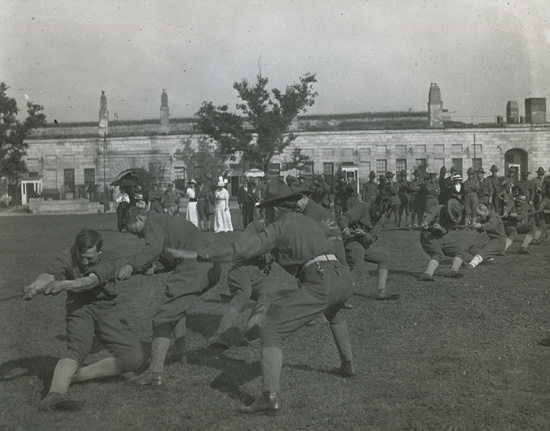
[0,82,46,202]
[282,148,312,177]
[195,72,317,173]
[174,135,222,181]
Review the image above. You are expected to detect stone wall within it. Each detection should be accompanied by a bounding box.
[25,125,550,192]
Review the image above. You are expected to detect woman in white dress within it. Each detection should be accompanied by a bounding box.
[214,177,233,232]
[186,179,199,227]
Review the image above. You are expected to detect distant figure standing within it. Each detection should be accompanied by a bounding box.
[311,174,332,211]
[214,177,233,233]
[116,191,130,232]
[185,180,198,226]
[162,182,180,216]
[361,171,379,206]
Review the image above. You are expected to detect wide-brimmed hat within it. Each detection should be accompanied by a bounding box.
[521,171,531,177]
[289,180,313,196]
[490,165,499,172]
[369,171,376,178]
[537,167,545,175]
[216,176,228,187]
[386,171,394,178]
[447,199,464,223]
[451,174,462,181]
[467,167,475,175]
[257,178,304,208]
[450,167,458,174]
[477,168,485,174]
[188,179,197,185]
[379,175,387,182]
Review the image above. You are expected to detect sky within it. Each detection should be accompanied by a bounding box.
[1,0,549,124]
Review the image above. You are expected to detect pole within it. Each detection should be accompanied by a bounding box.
[473,133,476,167]
[103,132,107,193]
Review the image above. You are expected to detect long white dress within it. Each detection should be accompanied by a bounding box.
[214,187,233,232]
[186,187,199,227]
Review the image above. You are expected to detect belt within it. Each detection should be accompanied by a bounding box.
[302,254,338,269]
[327,235,342,241]
[189,198,198,202]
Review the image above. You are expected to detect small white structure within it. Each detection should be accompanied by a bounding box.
[21,178,42,205]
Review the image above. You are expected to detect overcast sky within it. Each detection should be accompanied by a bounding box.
[1,0,549,124]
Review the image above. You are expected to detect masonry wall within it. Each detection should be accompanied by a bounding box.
[25,125,550,193]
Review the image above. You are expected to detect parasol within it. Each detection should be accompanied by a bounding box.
[244,169,265,178]
[110,178,139,188]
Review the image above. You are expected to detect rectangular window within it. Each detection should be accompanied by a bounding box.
[472,158,483,171]
[376,145,387,154]
[64,169,75,194]
[84,169,95,187]
[452,158,463,176]
[434,144,445,153]
[323,162,334,184]
[174,167,186,179]
[26,158,40,170]
[452,144,463,153]
[416,145,426,153]
[396,145,407,154]
[301,149,314,158]
[358,148,371,161]
[61,155,74,164]
[45,155,57,165]
[376,159,387,174]
[44,169,58,189]
[322,149,334,157]
[395,159,407,175]
[340,148,354,159]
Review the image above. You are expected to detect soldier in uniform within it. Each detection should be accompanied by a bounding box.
[397,170,411,227]
[311,174,332,211]
[466,204,506,268]
[338,197,398,300]
[487,165,501,211]
[532,167,546,209]
[384,171,401,227]
[333,175,354,219]
[167,178,355,415]
[409,170,424,226]
[117,207,222,386]
[502,194,543,254]
[422,172,440,214]
[477,168,493,208]
[418,199,465,281]
[207,220,276,349]
[361,171,379,206]
[463,167,480,225]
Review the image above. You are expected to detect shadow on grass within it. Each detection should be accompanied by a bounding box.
[0,355,58,397]
[187,347,260,405]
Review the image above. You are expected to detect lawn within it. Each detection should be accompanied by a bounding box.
[1,212,549,431]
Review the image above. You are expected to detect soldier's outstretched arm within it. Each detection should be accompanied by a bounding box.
[22,273,55,300]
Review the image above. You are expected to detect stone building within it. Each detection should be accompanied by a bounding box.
[21,85,549,205]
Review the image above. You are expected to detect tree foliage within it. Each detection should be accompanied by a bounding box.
[0,82,46,184]
[282,148,312,176]
[175,135,222,180]
[194,72,317,173]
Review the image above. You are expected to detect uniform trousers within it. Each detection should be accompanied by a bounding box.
[65,299,144,371]
[505,224,537,240]
[344,240,390,284]
[261,260,352,349]
[425,197,440,213]
[153,260,221,338]
[479,196,490,207]
[420,231,464,262]
[470,237,506,259]
[227,263,275,310]
[464,193,479,223]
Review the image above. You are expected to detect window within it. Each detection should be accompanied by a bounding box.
[61,155,74,164]
[323,162,334,184]
[45,155,57,164]
[452,144,463,153]
[376,146,387,154]
[174,167,186,179]
[322,149,334,157]
[396,145,407,154]
[434,144,445,153]
[64,169,75,194]
[340,148,354,159]
[395,159,407,175]
[84,169,95,188]
[472,158,483,171]
[376,159,387,174]
[358,148,371,161]
[452,158,463,176]
[416,145,426,153]
[44,169,58,189]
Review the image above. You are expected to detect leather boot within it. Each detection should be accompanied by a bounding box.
[238,391,280,415]
[332,360,355,378]
[128,370,163,386]
[39,392,84,412]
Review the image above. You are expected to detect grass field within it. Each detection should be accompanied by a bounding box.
[1,212,550,431]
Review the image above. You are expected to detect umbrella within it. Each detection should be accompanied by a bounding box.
[244,169,265,178]
[110,178,139,188]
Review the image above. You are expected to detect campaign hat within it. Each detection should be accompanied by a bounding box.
[447,199,464,223]
[467,167,475,175]
[490,165,499,172]
[476,168,485,174]
[257,178,303,208]
[369,171,376,178]
[537,167,546,175]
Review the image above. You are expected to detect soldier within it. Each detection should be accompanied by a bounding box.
[466,204,506,268]
[332,175,354,219]
[161,182,180,215]
[502,194,543,254]
[196,176,214,232]
[437,166,448,204]
[409,169,425,226]
[311,174,332,211]
[384,171,401,227]
[397,170,411,227]
[117,207,222,386]
[532,167,546,209]
[338,197,398,300]
[497,176,515,216]
[167,178,355,415]
[463,167,480,224]
[477,168,493,208]
[418,199,465,281]
[487,165,501,211]
[422,172,440,214]
[361,171,379,206]
[207,220,275,349]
